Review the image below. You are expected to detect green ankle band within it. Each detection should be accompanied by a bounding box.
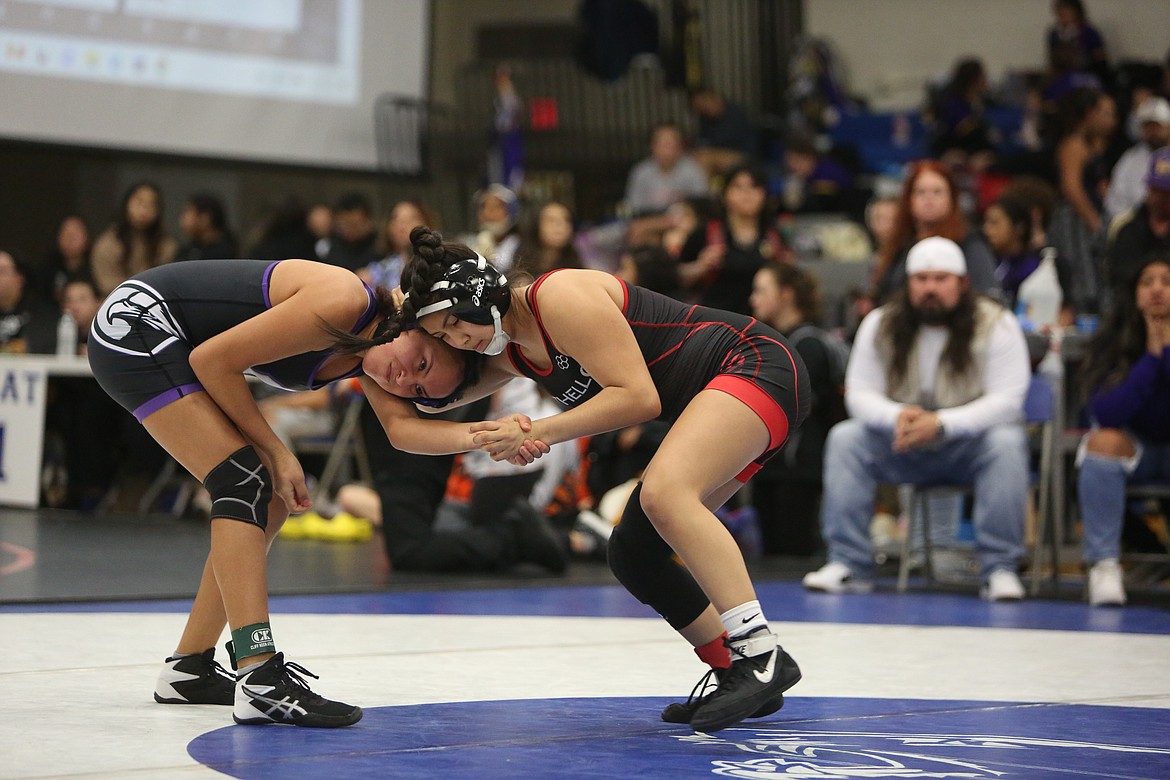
[231,622,275,661]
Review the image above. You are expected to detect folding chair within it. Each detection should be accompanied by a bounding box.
[1120,483,1170,588]
[133,456,197,517]
[291,394,373,504]
[897,373,1055,592]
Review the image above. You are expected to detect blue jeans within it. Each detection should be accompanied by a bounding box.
[820,420,1029,580]
[1077,438,1170,563]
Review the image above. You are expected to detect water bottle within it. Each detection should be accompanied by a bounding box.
[56,312,77,357]
[1015,248,1062,331]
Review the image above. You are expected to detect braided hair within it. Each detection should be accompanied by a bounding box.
[320,237,485,405]
[322,284,402,355]
[323,228,479,353]
[400,226,481,323]
[399,226,514,329]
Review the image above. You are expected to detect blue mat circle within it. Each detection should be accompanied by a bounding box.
[189,696,1170,779]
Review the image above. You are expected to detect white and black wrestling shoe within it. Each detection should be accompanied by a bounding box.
[154,648,235,705]
[233,653,362,728]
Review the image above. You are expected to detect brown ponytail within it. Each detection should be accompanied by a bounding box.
[321,284,406,355]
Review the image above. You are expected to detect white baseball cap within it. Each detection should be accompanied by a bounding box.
[1134,97,1170,126]
[906,236,967,277]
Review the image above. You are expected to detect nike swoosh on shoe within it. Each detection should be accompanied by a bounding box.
[753,647,778,684]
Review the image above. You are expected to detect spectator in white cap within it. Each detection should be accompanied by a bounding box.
[1105,97,1170,222]
[803,236,1033,601]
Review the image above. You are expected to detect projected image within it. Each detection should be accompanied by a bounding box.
[0,0,362,105]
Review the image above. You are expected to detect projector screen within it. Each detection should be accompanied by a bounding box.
[0,0,430,169]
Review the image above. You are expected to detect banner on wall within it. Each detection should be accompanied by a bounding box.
[0,358,49,508]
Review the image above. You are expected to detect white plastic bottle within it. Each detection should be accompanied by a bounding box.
[55,312,77,357]
[1016,247,1062,331]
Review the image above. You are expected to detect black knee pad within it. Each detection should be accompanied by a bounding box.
[203,446,272,528]
[608,484,673,560]
[607,484,710,630]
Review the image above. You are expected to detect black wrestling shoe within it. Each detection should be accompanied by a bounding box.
[233,653,362,728]
[154,648,235,705]
[660,666,785,724]
[689,629,802,733]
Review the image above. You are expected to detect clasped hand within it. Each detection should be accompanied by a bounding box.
[892,405,941,453]
[470,414,551,465]
[1145,313,1170,356]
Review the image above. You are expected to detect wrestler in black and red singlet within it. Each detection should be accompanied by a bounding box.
[506,270,810,479]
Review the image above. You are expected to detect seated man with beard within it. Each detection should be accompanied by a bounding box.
[802,237,1032,601]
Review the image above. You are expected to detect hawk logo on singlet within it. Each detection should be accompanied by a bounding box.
[92,281,186,355]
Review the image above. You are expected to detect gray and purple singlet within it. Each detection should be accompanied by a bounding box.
[88,259,377,421]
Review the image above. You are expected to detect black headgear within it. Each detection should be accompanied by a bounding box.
[413,254,510,325]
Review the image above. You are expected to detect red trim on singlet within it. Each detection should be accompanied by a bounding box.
[506,270,567,377]
[619,285,806,438]
[769,334,803,428]
[623,311,755,370]
[526,271,562,349]
[510,270,644,374]
[736,461,764,483]
[506,338,552,377]
[508,276,805,465]
[727,330,804,432]
[706,374,789,451]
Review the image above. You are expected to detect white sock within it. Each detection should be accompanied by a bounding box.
[236,659,265,677]
[720,600,768,639]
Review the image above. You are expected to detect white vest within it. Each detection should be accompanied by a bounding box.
[876,297,1005,410]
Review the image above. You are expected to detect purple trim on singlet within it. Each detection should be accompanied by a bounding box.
[261,261,279,308]
[308,280,376,390]
[303,280,380,390]
[132,383,204,421]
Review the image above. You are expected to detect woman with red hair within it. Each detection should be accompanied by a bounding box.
[870,160,998,305]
